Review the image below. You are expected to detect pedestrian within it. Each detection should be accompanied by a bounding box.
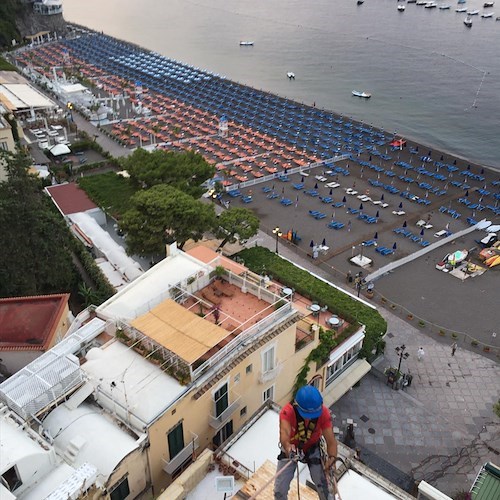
[417,346,425,361]
[274,385,338,500]
[451,342,457,356]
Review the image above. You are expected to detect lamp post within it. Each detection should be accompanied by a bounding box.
[395,344,410,375]
[273,226,282,254]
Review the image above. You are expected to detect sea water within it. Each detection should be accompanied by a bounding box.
[62,0,500,169]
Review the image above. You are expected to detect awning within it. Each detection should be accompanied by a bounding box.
[49,143,71,156]
[323,359,371,406]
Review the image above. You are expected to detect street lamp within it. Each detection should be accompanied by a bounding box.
[272,226,282,254]
[395,344,410,375]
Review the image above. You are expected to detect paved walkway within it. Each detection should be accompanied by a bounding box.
[243,230,500,496]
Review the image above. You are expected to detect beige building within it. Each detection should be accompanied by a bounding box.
[0,243,372,498]
[0,113,16,182]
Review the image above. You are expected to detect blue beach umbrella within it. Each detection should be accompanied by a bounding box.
[393,242,397,250]
[322,238,326,246]
[376,210,379,218]
[310,240,315,248]
[343,196,347,203]
[329,188,333,195]
[440,155,444,161]
[359,203,364,210]
[314,183,318,189]
[420,228,425,236]
[374,232,378,240]
[467,164,471,171]
[465,190,469,197]
[399,202,403,209]
[428,150,432,156]
[453,159,457,165]
[403,220,407,228]
[301,176,305,182]
[481,168,484,175]
[381,194,385,201]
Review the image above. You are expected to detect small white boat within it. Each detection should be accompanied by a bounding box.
[352,90,371,98]
[467,9,480,14]
[239,41,254,46]
[483,1,494,7]
[439,4,451,9]
[287,72,295,79]
[425,1,437,7]
[416,0,427,5]
[398,4,406,10]
[481,10,494,16]
[456,7,468,11]
[464,13,473,24]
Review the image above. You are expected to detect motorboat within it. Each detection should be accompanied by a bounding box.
[484,1,494,7]
[425,1,437,7]
[407,0,416,3]
[464,13,473,24]
[352,90,371,98]
[439,4,451,9]
[467,9,480,14]
[416,0,427,5]
[481,10,494,16]
[448,249,468,265]
[456,7,468,11]
[398,4,406,10]
[287,72,295,79]
[239,41,254,46]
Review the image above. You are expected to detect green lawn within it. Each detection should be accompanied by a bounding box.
[78,172,138,219]
[0,56,17,71]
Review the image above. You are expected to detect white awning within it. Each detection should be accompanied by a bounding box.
[324,359,371,406]
[50,143,71,156]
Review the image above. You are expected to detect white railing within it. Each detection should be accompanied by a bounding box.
[210,396,241,429]
[224,155,349,191]
[162,433,199,475]
[192,303,294,380]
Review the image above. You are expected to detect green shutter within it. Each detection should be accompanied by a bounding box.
[168,423,185,459]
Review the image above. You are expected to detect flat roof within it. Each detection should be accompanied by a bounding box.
[0,83,56,110]
[0,294,69,351]
[0,71,30,85]
[81,340,185,425]
[131,299,229,364]
[186,245,247,275]
[97,249,207,320]
[46,183,98,215]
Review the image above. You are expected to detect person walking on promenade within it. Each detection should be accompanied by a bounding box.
[451,342,457,356]
[274,385,338,500]
[417,346,425,361]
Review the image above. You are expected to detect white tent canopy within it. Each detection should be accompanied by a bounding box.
[49,143,71,156]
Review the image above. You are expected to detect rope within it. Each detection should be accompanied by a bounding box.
[247,457,297,500]
[296,458,301,500]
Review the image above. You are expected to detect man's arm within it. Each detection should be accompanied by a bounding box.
[323,425,338,469]
[279,418,295,456]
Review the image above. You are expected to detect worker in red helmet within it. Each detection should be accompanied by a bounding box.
[274,385,338,499]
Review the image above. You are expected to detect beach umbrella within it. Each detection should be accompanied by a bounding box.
[381,194,385,201]
[314,183,318,189]
[467,164,471,170]
[403,220,407,228]
[342,196,346,203]
[393,242,397,250]
[301,176,305,182]
[329,188,333,195]
[465,190,469,197]
[420,228,425,236]
[415,146,419,152]
[440,155,444,161]
[310,240,315,248]
[359,203,364,210]
[480,168,484,175]
[374,232,378,240]
[376,210,379,218]
[453,159,457,165]
[399,202,403,209]
[428,150,432,156]
[322,238,326,247]
[369,155,372,162]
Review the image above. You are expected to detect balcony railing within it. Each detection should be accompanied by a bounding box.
[258,362,282,384]
[162,433,199,475]
[209,396,241,429]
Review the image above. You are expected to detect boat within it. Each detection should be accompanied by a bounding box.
[239,41,254,46]
[488,255,500,268]
[352,90,371,98]
[484,1,494,7]
[481,10,494,16]
[464,13,473,24]
[425,1,437,7]
[357,0,364,5]
[398,4,406,10]
[467,9,480,14]
[457,0,466,3]
[439,4,451,8]
[287,72,295,79]
[456,7,468,11]
[407,0,416,3]
[448,249,468,266]
[416,0,427,5]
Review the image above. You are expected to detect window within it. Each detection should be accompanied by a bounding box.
[240,406,247,417]
[168,422,185,459]
[262,346,275,373]
[109,476,130,500]
[263,385,274,403]
[213,420,233,447]
[0,141,8,152]
[246,364,252,374]
[2,466,22,492]
[214,383,229,418]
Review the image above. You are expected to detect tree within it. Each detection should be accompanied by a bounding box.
[119,185,216,255]
[122,148,215,198]
[214,207,260,249]
[0,150,76,297]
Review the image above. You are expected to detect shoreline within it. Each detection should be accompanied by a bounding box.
[64,23,499,177]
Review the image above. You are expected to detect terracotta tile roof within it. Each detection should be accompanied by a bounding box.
[46,182,98,215]
[0,293,70,351]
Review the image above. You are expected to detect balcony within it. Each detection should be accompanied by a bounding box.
[258,362,282,384]
[162,433,199,475]
[209,396,241,429]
